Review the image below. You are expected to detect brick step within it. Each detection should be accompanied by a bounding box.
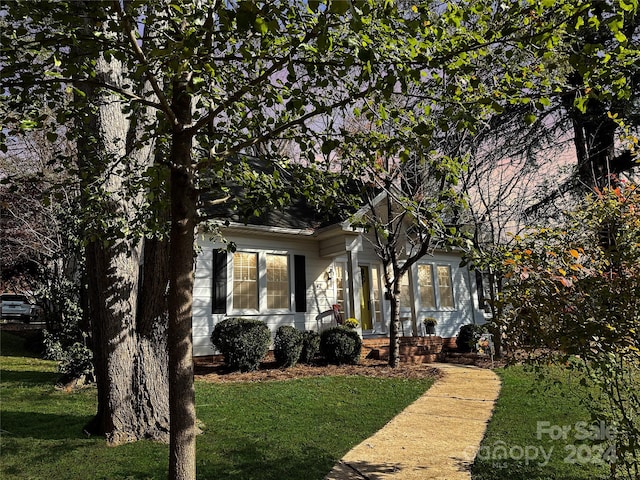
[365,347,444,364]
[362,336,447,364]
[400,354,440,364]
[363,337,443,346]
[399,345,443,355]
[364,344,443,354]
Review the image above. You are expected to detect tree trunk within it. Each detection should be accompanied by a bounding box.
[135,237,171,439]
[167,75,197,480]
[78,36,169,443]
[570,99,618,190]
[388,276,402,368]
[83,238,140,443]
[83,221,170,443]
[388,295,401,368]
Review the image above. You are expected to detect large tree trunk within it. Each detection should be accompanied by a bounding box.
[167,75,197,480]
[78,33,169,443]
[84,231,170,444]
[84,238,140,443]
[135,237,170,439]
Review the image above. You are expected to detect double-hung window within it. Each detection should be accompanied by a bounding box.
[232,251,290,312]
[399,272,411,308]
[436,265,454,308]
[266,254,290,310]
[232,252,258,310]
[416,263,455,310]
[417,265,436,309]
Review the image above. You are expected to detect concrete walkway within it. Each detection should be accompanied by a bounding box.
[325,363,501,480]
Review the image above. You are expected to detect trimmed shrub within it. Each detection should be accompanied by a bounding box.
[274,326,304,368]
[211,318,270,372]
[320,326,362,365]
[456,323,488,353]
[299,330,320,365]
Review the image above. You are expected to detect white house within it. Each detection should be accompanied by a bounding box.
[191,197,488,357]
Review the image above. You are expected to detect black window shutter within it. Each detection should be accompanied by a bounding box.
[212,250,227,314]
[294,255,306,312]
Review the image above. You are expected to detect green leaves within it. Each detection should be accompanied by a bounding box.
[493,183,640,474]
[618,0,637,12]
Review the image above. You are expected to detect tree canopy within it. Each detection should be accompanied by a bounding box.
[2,1,639,479]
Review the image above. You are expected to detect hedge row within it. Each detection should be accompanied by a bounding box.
[211,319,361,371]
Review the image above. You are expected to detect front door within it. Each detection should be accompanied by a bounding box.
[359,266,373,330]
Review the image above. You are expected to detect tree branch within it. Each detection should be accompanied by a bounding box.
[112,1,177,126]
[4,77,165,112]
[187,27,323,135]
[207,87,373,161]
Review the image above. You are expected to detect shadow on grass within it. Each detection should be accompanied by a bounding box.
[197,439,341,480]
[0,410,93,440]
[1,368,60,385]
[0,329,44,358]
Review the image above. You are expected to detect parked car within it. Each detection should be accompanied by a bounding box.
[0,293,41,323]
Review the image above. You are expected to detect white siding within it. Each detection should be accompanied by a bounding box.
[192,232,338,356]
[191,227,487,356]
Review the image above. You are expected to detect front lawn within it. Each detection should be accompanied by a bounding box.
[472,366,614,480]
[0,331,434,480]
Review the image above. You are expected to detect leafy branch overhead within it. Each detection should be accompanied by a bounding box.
[2,1,638,479]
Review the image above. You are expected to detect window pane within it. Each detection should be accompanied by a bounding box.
[371,266,382,324]
[399,272,411,307]
[335,264,345,310]
[267,254,289,310]
[418,265,436,309]
[233,252,258,310]
[437,265,454,308]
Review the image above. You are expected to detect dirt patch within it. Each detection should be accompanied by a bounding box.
[194,357,441,384]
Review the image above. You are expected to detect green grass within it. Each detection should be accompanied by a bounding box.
[0,331,434,480]
[472,366,613,480]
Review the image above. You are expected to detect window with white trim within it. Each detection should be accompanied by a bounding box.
[371,265,383,325]
[232,252,258,310]
[399,272,411,307]
[232,251,291,312]
[417,264,436,309]
[437,265,454,308]
[335,263,346,311]
[415,263,456,310]
[266,254,290,310]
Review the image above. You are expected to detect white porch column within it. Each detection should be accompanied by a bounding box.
[346,237,362,323]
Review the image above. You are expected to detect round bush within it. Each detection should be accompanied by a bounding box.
[274,326,304,368]
[320,326,362,365]
[211,318,270,372]
[299,330,320,365]
[456,323,488,353]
